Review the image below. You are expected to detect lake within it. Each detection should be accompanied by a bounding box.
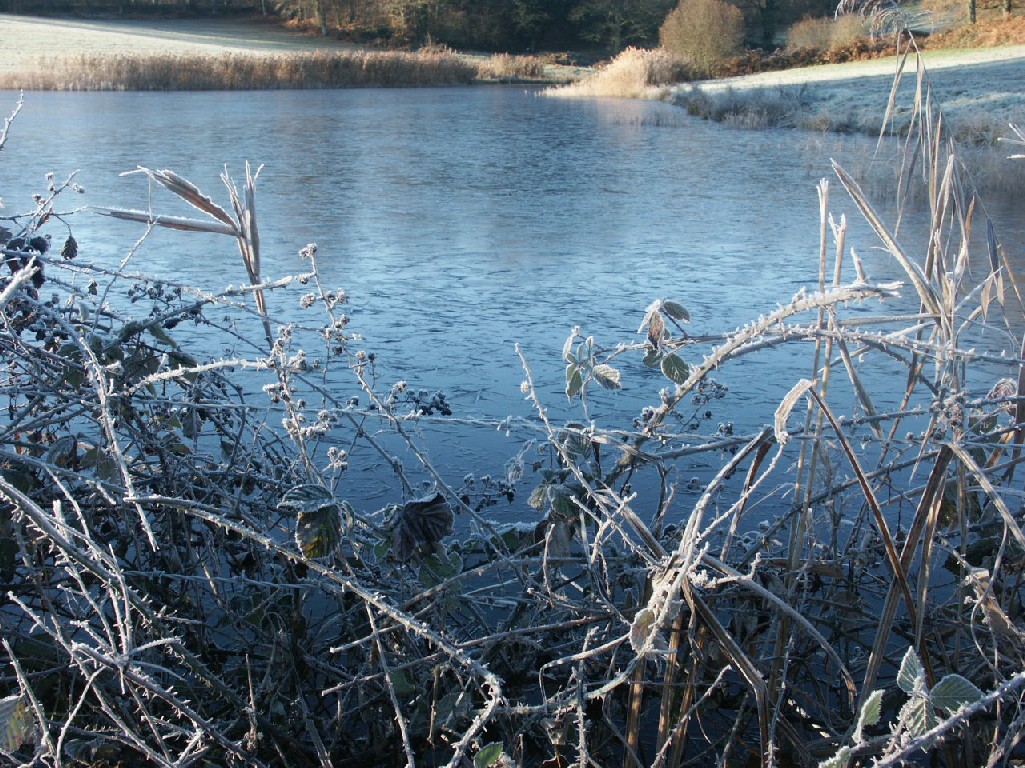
[1,87,1021,518]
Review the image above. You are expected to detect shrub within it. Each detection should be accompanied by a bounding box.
[786,13,869,51]
[659,0,745,78]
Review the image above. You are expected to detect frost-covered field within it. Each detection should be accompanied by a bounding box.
[0,13,349,73]
[672,43,1025,130]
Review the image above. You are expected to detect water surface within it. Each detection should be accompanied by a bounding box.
[1,88,1020,514]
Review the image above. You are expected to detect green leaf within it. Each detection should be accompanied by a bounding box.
[662,301,690,323]
[565,364,583,400]
[474,742,505,768]
[854,689,883,742]
[592,363,621,391]
[0,694,34,752]
[897,647,924,694]
[642,348,660,368]
[899,694,936,737]
[295,505,342,558]
[660,353,689,385]
[816,746,850,768]
[388,668,415,699]
[282,486,344,559]
[419,549,462,588]
[930,674,983,714]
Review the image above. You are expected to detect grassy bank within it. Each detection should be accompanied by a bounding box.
[1,39,1025,766]
[0,48,564,90]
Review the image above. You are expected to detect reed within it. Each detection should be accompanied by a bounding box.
[0,32,1024,768]
[547,47,692,100]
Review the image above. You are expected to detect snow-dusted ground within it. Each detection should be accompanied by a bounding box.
[0,14,351,72]
[671,44,1025,134]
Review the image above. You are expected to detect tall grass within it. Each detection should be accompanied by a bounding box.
[0,49,561,90]
[1,34,1025,768]
[547,47,692,99]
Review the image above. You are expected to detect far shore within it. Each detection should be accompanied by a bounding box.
[4,12,1025,139]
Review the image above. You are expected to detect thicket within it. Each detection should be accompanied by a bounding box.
[2,42,1025,768]
[785,13,870,50]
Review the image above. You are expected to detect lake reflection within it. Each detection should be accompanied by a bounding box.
[1,87,1021,514]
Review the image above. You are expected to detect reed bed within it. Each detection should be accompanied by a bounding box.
[0,37,1024,768]
[2,49,495,90]
[547,47,692,100]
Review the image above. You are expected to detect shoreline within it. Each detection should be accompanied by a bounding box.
[668,44,1025,141]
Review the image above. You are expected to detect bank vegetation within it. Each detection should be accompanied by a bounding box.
[1,40,1025,768]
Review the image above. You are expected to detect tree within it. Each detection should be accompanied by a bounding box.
[569,0,675,51]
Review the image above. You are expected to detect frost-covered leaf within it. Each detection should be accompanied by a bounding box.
[897,647,925,694]
[278,484,337,515]
[642,348,660,368]
[295,500,345,560]
[930,674,983,715]
[899,694,936,737]
[474,742,505,768]
[629,608,667,654]
[45,435,77,468]
[854,689,884,742]
[817,746,850,768]
[566,363,583,400]
[391,492,453,561]
[660,353,689,385]
[419,549,462,588]
[562,330,577,362]
[662,300,690,323]
[65,737,121,763]
[592,363,621,391]
[0,694,34,752]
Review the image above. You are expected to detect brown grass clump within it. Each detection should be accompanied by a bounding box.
[472,53,550,82]
[786,14,871,51]
[926,12,1025,47]
[547,47,692,99]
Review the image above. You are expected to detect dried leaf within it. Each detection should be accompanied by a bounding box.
[774,379,815,445]
[60,235,77,260]
[0,694,34,752]
[391,492,453,561]
[647,310,665,348]
[92,206,239,237]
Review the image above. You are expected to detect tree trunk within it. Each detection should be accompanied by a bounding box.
[1004,0,1011,16]
[967,0,976,23]
[317,0,330,35]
